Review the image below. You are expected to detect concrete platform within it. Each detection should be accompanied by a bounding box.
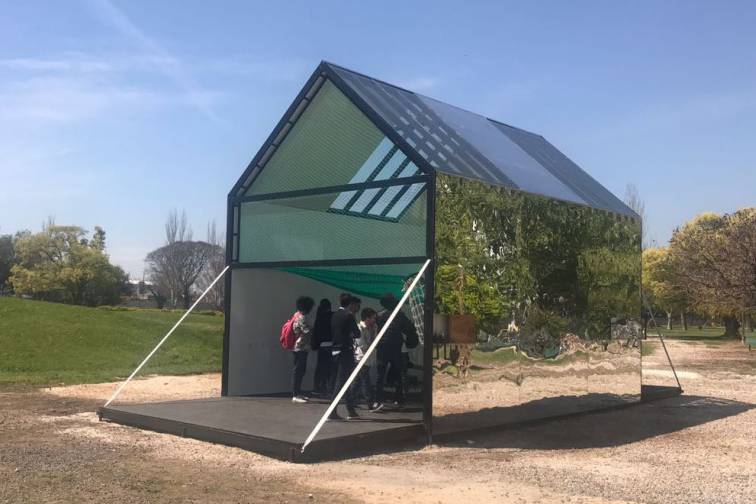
[98,396,425,463]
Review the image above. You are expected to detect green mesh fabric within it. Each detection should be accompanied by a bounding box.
[238,190,426,263]
[246,80,386,195]
[279,267,410,299]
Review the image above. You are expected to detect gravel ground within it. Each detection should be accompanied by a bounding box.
[1,339,754,503]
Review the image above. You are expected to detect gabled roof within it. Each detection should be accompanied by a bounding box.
[232,61,636,218]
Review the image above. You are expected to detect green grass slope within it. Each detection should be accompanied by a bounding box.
[0,297,223,385]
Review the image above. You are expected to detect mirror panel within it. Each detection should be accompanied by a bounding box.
[432,174,642,433]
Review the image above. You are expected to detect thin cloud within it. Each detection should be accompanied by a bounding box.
[202,56,312,82]
[0,74,222,123]
[0,57,113,72]
[0,53,176,74]
[86,0,224,124]
[590,89,756,142]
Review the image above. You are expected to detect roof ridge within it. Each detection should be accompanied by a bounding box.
[322,60,420,96]
[322,60,544,138]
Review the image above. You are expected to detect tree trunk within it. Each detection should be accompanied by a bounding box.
[666,312,672,330]
[745,314,753,333]
[681,312,688,331]
[723,316,741,339]
[182,287,192,310]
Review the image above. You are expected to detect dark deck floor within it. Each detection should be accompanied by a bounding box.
[99,386,680,462]
[99,396,425,462]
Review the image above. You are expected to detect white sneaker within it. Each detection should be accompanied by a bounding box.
[292,396,308,403]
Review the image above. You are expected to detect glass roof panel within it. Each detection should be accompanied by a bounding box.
[417,95,583,203]
[328,63,636,217]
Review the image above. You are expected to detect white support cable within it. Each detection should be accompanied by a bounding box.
[301,259,431,453]
[642,293,683,391]
[103,265,230,407]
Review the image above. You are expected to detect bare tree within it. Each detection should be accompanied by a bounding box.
[146,241,219,309]
[624,183,648,248]
[165,209,192,244]
[195,220,226,311]
[146,210,218,309]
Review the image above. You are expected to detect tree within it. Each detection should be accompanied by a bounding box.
[145,211,220,309]
[146,241,219,309]
[642,247,688,329]
[0,233,15,291]
[10,224,127,306]
[624,183,648,248]
[90,226,106,252]
[165,209,192,244]
[667,209,756,338]
[195,220,226,311]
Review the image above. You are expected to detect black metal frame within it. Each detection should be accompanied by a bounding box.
[422,171,436,439]
[230,175,429,204]
[232,256,428,269]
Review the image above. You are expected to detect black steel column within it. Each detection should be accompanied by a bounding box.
[422,171,436,442]
[221,195,234,396]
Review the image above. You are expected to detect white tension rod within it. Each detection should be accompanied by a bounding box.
[104,265,230,407]
[301,258,431,453]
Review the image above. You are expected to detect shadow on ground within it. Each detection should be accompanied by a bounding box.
[438,395,754,451]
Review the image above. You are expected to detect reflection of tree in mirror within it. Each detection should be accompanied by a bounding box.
[434,173,641,353]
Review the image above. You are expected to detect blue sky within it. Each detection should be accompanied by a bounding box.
[2,0,755,277]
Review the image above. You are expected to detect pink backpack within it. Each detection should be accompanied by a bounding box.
[280,312,298,350]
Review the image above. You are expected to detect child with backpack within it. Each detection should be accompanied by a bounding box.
[280,296,315,403]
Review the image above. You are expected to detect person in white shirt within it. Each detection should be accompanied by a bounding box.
[291,296,315,403]
[354,307,382,412]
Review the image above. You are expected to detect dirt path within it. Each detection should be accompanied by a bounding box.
[2,340,754,503]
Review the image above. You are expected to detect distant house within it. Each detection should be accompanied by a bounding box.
[125,279,153,301]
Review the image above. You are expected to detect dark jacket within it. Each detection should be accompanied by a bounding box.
[377,309,418,351]
[330,307,360,351]
[311,310,333,350]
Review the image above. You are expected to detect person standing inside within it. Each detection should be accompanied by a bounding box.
[375,293,418,408]
[291,296,315,403]
[355,307,382,412]
[311,298,334,396]
[329,293,361,420]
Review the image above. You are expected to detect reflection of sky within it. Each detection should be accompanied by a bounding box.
[418,95,584,205]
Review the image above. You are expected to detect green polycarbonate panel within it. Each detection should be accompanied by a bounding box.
[246,80,387,195]
[238,189,426,263]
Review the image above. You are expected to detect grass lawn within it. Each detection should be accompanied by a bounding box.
[0,297,223,385]
[654,325,729,341]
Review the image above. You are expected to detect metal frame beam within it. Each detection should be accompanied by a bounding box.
[231,175,429,204]
[231,256,427,270]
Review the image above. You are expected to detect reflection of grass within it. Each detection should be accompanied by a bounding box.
[471,347,589,367]
[655,326,727,340]
[641,343,655,357]
[471,347,519,366]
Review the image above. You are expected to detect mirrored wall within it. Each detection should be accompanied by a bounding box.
[432,174,642,433]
